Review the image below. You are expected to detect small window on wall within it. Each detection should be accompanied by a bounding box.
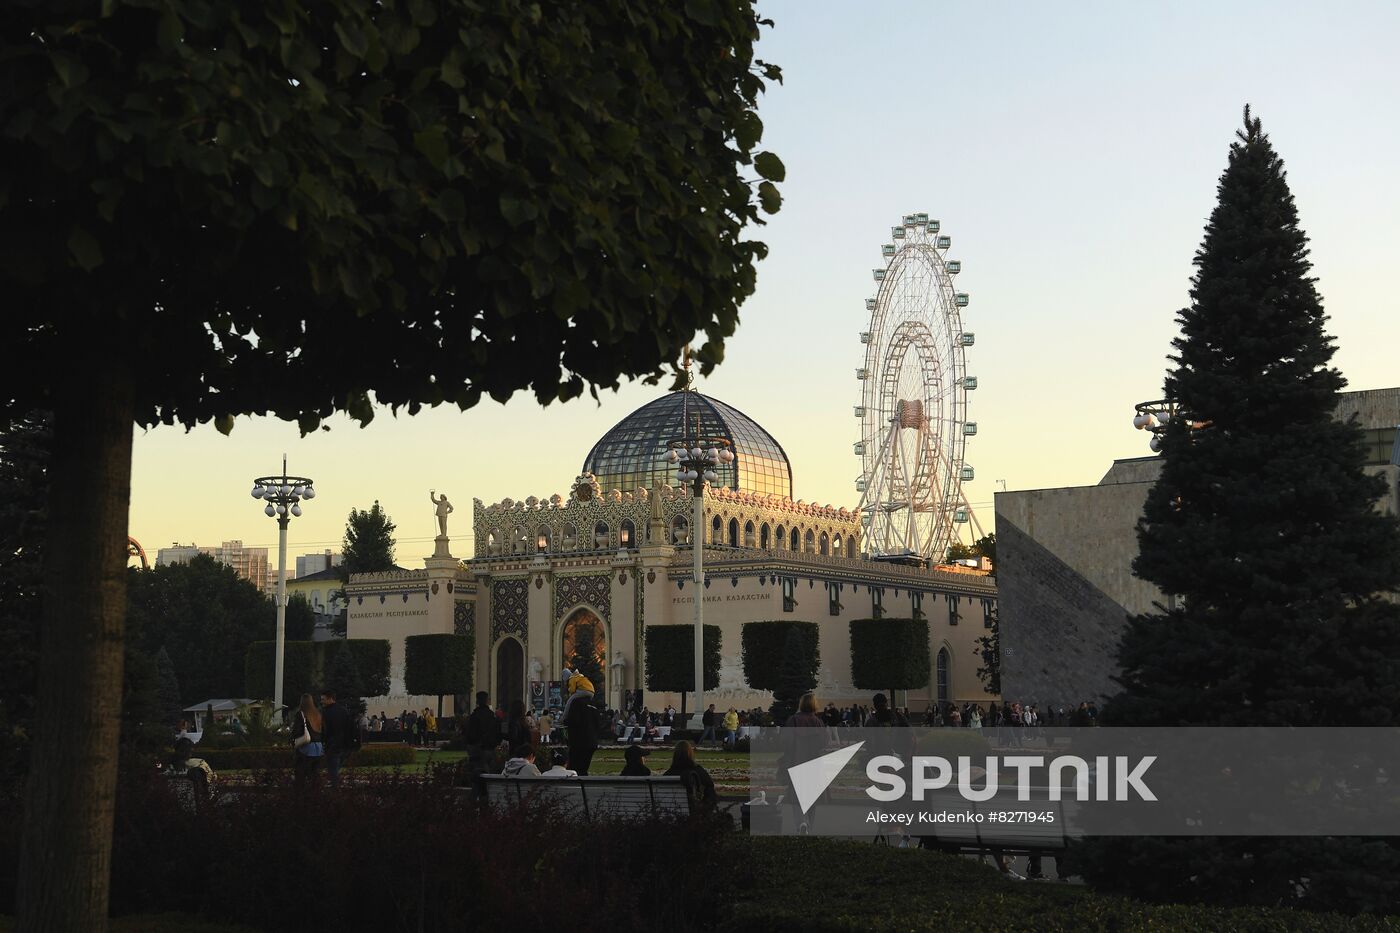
[671,516,689,545]
[872,586,883,620]
[620,519,636,548]
[828,583,841,616]
[593,521,609,549]
[790,528,799,551]
[712,515,722,544]
[744,521,756,548]
[775,525,786,549]
[819,532,830,555]
[912,591,924,620]
[782,577,796,613]
[563,524,578,550]
[804,529,815,553]
[948,595,960,626]
[728,518,739,548]
[536,526,551,552]
[760,524,771,550]
[833,535,844,557]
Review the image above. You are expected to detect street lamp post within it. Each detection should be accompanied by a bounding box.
[665,439,734,727]
[251,457,315,722]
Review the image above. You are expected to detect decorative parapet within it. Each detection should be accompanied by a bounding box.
[345,569,429,590]
[672,548,997,598]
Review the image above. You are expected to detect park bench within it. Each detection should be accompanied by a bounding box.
[479,774,692,821]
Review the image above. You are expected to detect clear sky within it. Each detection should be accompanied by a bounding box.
[128,1,1400,568]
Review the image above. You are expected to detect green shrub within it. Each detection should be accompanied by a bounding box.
[645,624,721,693]
[404,634,474,715]
[740,621,819,692]
[346,639,391,697]
[848,618,930,693]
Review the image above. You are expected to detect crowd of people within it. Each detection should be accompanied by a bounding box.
[361,707,440,745]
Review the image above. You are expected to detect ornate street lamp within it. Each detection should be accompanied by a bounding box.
[665,437,734,726]
[251,456,315,721]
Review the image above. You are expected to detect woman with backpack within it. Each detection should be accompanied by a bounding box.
[290,693,324,789]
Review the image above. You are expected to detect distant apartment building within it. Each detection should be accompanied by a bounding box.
[295,549,343,579]
[156,540,273,596]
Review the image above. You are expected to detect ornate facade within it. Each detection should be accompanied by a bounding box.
[347,391,997,717]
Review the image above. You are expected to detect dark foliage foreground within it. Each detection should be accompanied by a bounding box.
[1,770,725,933]
[4,770,1398,932]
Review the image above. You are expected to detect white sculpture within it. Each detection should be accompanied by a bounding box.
[430,490,454,537]
[529,657,544,683]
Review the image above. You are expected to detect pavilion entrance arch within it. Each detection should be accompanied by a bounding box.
[494,636,525,711]
[558,606,608,699]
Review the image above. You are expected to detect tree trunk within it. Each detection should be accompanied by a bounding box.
[17,354,133,933]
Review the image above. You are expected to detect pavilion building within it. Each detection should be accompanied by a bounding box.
[347,391,998,717]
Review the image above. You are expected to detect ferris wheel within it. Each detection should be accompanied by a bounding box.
[855,212,984,562]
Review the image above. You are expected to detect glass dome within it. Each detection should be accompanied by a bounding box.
[582,392,792,499]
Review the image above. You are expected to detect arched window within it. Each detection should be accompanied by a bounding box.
[804,529,815,553]
[775,525,786,549]
[937,648,950,704]
[760,524,771,550]
[513,526,527,555]
[536,525,552,552]
[819,532,830,555]
[744,521,756,548]
[487,529,500,555]
[593,521,609,549]
[711,515,722,544]
[620,519,636,549]
[728,518,739,547]
[832,534,844,557]
[790,527,799,551]
[563,524,578,550]
[671,515,689,544]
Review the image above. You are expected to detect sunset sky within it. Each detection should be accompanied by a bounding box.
[129,0,1400,568]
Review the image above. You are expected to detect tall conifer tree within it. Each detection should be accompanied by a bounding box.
[1076,109,1400,914]
[1107,107,1400,728]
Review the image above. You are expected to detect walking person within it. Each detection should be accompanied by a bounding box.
[290,693,324,790]
[319,688,354,788]
[781,692,827,833]
[701,704,717,747]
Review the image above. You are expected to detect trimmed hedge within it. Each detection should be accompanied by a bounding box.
[345,639,391,697]
[243,641,319,704]
[645,624,721,693]
[243,639,392,702]
[849,617,930,692]
[740,621,819,692]
[198,744,416,770]
[404,633,475,702]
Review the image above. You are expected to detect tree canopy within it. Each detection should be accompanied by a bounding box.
[1,2,781,927]
[1,0,782,428]
[403,633,474,717]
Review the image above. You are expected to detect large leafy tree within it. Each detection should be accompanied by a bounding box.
[1081,109,1400,912]
[0,2,781,927]
[340,502,398,578]
[126,555,276,704]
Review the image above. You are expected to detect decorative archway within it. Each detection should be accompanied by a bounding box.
[561,608,607,696]
[495,636,525,711]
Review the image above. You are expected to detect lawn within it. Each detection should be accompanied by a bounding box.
[219,744,752,790]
